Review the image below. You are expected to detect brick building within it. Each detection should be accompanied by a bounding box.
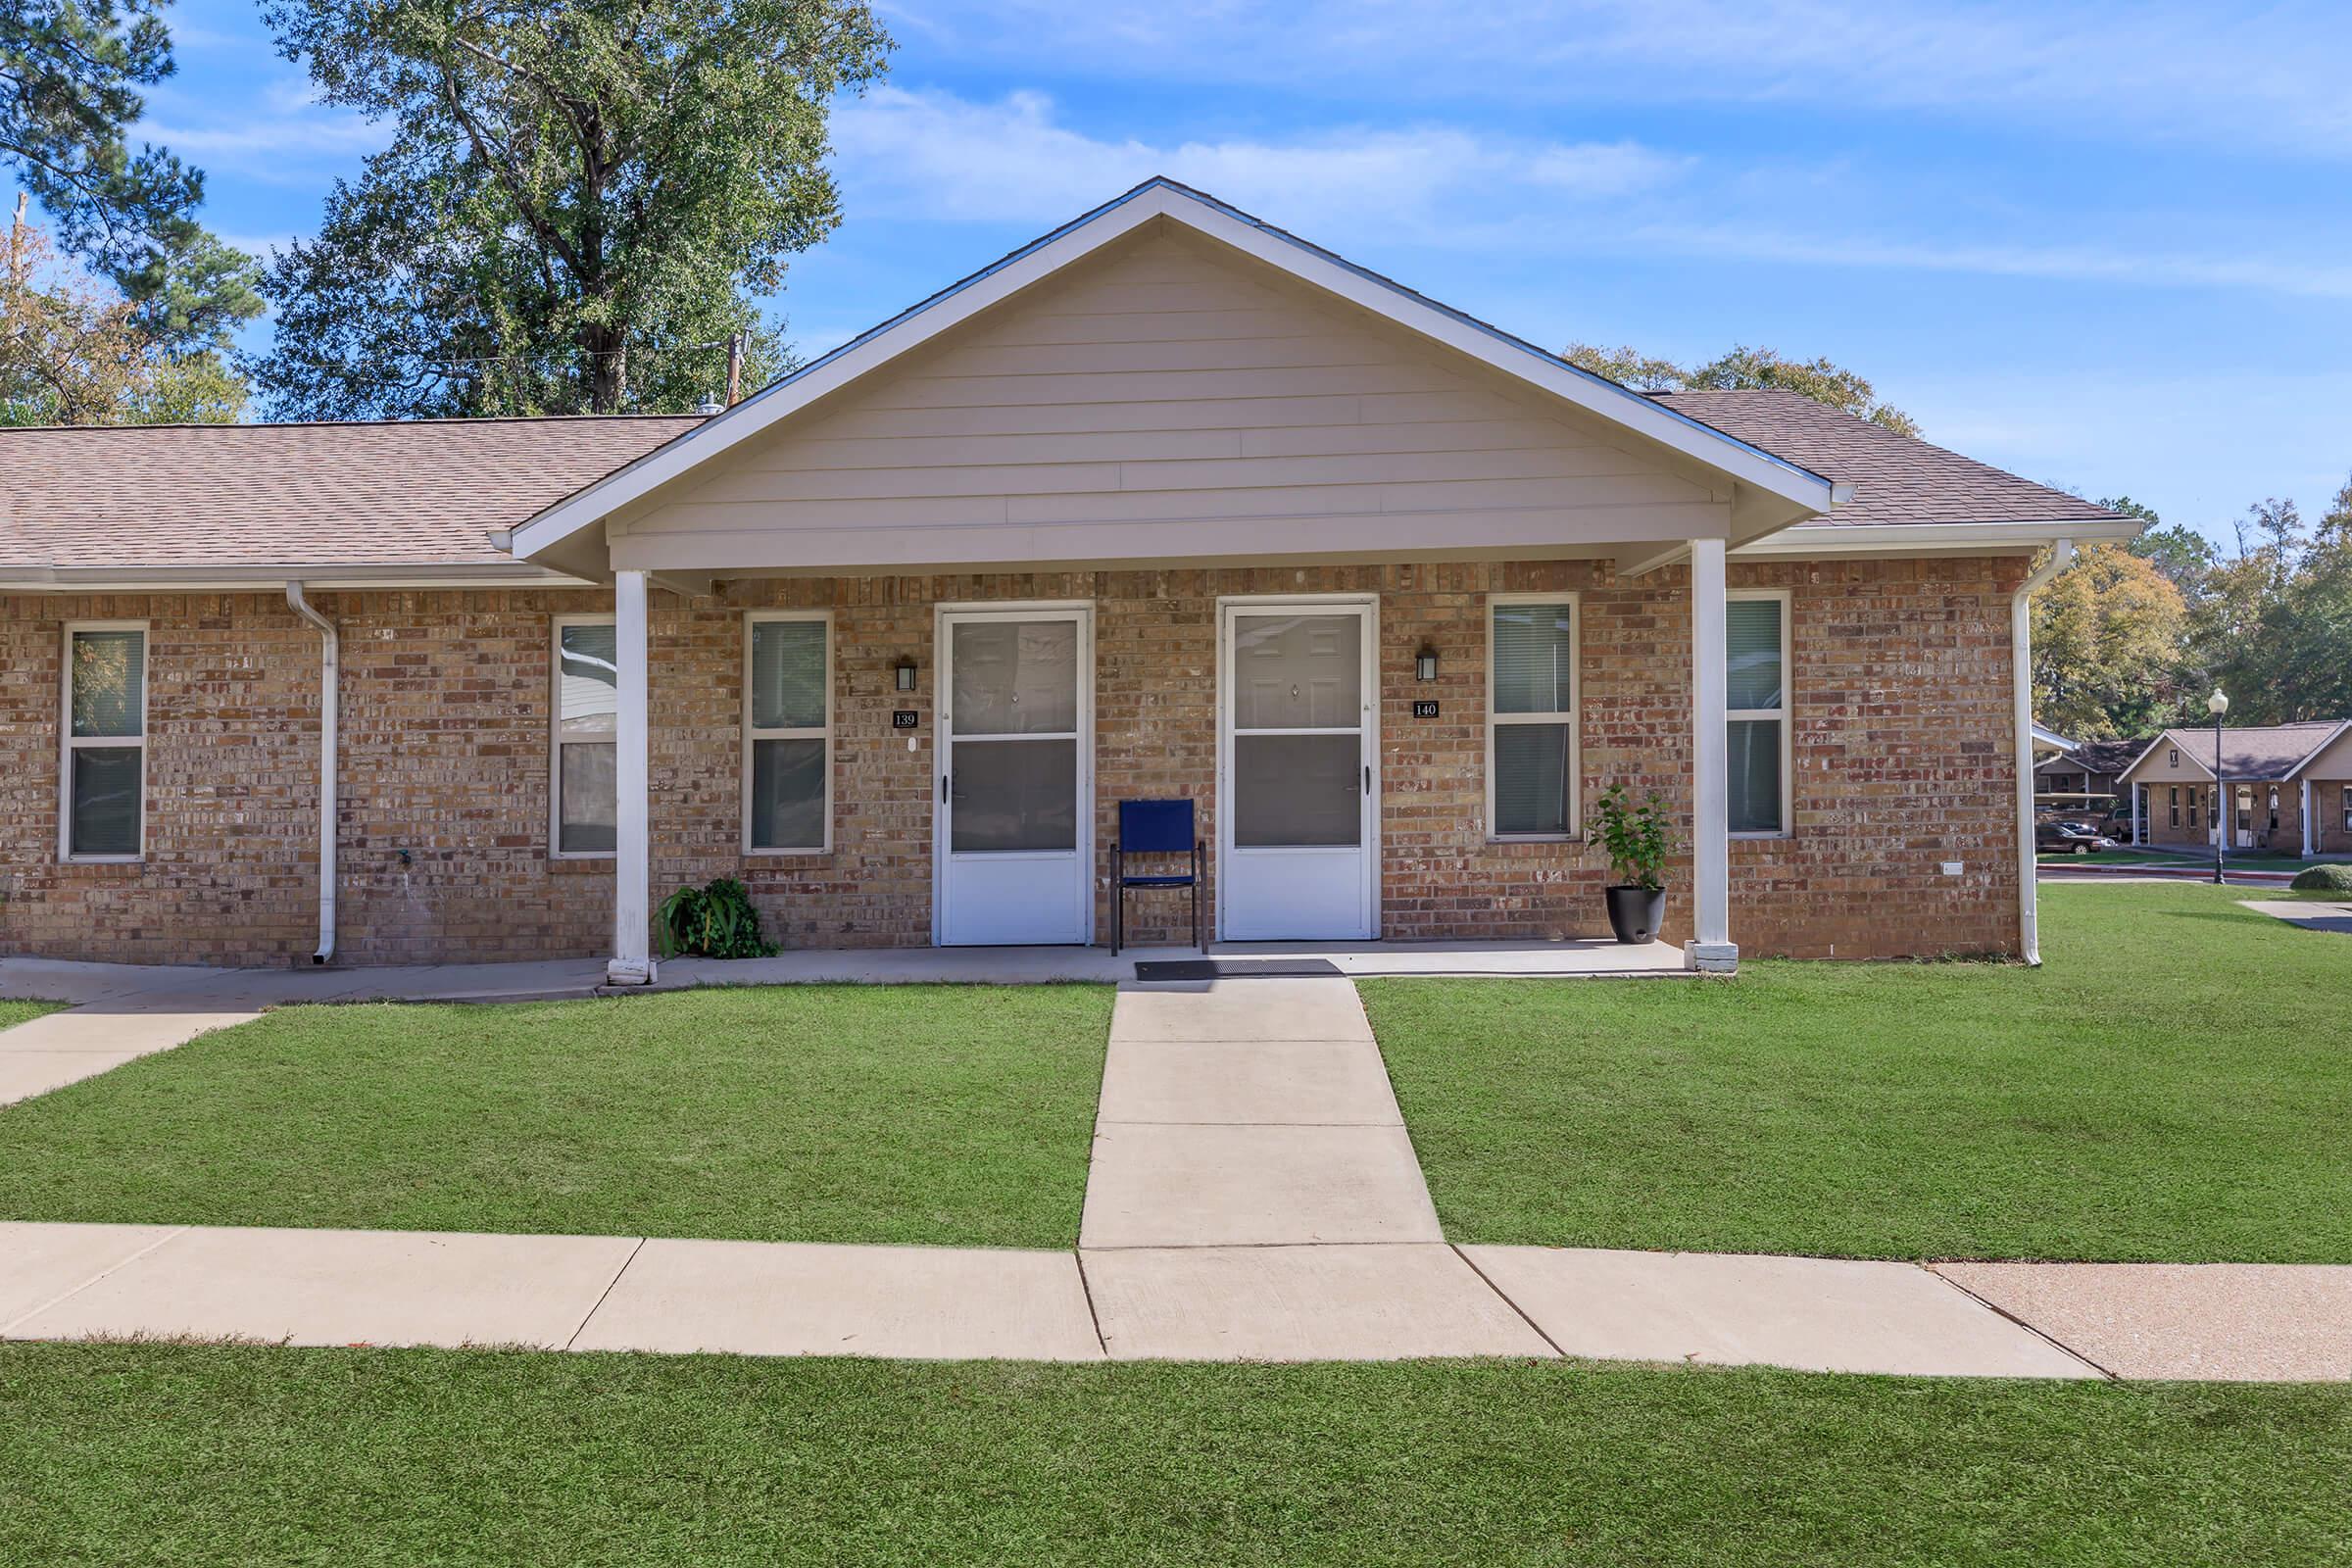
[1,180,2140,976]
[2119,722,2352,857]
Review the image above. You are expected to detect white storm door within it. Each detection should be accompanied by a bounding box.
[936,608,1093,946]
[1218,601,1377,941]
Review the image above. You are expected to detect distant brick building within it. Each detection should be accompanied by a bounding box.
[1,180,2141,975]
[2119,722,2352,856]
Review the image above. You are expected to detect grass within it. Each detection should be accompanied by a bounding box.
[2039,848,2329,869]
[1365,880,2352,1262]
[0,999,66,1032]
[0,985,1110,1249]
[3,1343,2348,1567]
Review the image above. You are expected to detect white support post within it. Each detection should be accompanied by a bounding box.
[2132,782,2144,849]
[608,568,656,986]
[2302,777,2316,859]
[1686,537,1736,972]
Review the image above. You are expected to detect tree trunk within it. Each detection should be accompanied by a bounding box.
[581,320,625,413]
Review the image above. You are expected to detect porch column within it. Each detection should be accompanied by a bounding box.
[2132,783,2144,849]
[608,568,656,986]
[1687,537,1736,972]
[2302,778,2316,859]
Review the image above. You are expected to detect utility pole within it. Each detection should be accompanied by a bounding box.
[725,332,744,407]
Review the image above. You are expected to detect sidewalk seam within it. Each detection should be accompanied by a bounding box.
[1920,1263,2119,1381]
[565,1237,648,1350]
[1071,1250,1111,1357]
[1,1225,190,1335]
[1449,1244,1569,1359]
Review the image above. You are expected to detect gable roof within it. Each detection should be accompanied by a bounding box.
[1657,390,2131,534]
[0,416,701,588]
[2119,721,2350,783]
[2034,737,2145,777]
[507,177,1839,569]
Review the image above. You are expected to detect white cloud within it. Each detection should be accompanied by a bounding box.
[892,1,2352,161]
[831,86,1691,238]
[142,77,387,181]
[833,87,2352,301]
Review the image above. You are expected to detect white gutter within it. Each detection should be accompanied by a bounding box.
[0,562,590,592]
[1733,518,2144,559]
[2013,540,2075,966]
[285,583,339,965]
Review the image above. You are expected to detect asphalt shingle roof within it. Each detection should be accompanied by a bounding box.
[1652,389,2127,529]
[2137,722,2347,781]
[0,416,702,568]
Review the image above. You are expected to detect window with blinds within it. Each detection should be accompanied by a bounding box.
[64,624,146,859]
[552,617,618,855]
[1487,598,1578,838]
[1727,593,1788,836]
[745,613,830,852]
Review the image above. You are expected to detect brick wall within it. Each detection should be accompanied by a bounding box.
[0,554,2029,967]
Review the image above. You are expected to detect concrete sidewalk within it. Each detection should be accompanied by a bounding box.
[9,1217,2349,1379]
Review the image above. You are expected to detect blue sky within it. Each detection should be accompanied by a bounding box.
[105,0,2352,546]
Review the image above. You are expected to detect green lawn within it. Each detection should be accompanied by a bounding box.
[3,1343,2347,1567]
[1365,880,2352,1262]
[0,985,1110,1249]
[2038,848,2328,870]
[0,999,66,1032]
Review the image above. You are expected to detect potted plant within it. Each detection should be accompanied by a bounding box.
[1591,784,1674,944]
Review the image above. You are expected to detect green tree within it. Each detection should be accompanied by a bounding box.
[1,0,261,350]
[1564,342,1920,435]
[251,0,891,418]
[2031,542,2188,739]
[1,195,247,424]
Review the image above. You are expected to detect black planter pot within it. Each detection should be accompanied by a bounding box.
[1604,884,1667,945]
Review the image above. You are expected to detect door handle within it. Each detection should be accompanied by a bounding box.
[941,773,950,803]
[1363,764,1371,793]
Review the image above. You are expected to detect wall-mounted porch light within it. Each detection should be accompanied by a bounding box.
[895,658,918,692]
[1414,644,1440,682]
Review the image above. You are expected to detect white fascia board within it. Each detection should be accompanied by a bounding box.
[1733,517,2145,558]
[0,562,592,591]
[509,178,1837,564]
[2032,722,2079,754]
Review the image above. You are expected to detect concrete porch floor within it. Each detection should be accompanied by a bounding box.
[0,936,1690,1010]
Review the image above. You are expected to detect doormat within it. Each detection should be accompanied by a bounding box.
[1131,958,1347,981]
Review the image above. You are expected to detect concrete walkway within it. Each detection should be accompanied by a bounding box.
[11,1217,2350,1379]
[2240,899,2352,934]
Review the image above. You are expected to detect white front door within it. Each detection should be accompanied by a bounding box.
[1217,599,1378,940]
[935,607,1093,946]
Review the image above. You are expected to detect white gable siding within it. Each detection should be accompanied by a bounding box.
[610,224,1725,573]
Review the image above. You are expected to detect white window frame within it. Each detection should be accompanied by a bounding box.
[2342,784,2350,835]
[60,620,149,863]
[1727,587,1793,840]
[1485,590,1582,841]
[742,610,834,856]
[550,612,617,860]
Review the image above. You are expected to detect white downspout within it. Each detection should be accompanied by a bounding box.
[2013,541,2074,966]
[286,583,339,964]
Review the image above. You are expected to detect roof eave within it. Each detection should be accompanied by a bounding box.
[1731,516,2144,559]
[0,561,593,592]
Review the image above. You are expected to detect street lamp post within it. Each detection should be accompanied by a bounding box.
[2208,688,2230,884]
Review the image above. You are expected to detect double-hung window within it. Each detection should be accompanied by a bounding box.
[1487,596,1578,838]
[2342,785,2351,835]
[62,623,147,859]
[2169,787,2180,827]
[552,616,618,855]
[1727,591,1791,837]
[744,612,831,853]
[2187,788,2199,829]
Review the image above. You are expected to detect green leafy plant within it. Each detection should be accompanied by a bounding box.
[1592,785,1675,892]
[2289,863,2352,894]
[657,877,778,959]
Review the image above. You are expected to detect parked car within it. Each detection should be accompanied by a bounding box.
[2036,818,2117,855]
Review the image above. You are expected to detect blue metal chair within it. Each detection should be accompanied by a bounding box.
[1112,798,1204,955]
